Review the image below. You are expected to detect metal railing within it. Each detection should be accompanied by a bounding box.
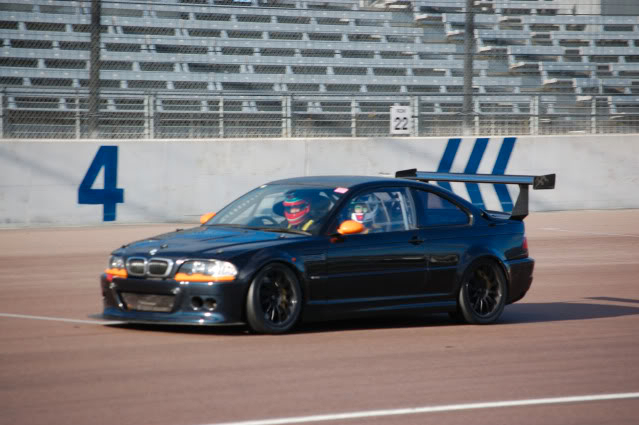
[2,89,637,138]
[1,0,638,138]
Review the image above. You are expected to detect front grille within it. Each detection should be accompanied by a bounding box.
[125,257,174,278]
[148,259,171,277]
[121,292,174,312]
[127,258,146,276]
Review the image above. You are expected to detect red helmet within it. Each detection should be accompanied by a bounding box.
[283,194,311,225]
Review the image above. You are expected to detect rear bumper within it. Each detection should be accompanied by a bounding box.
[505,257,534,304]
[99,274,247,326]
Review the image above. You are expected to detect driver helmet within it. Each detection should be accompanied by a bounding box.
[349,195,378,225]
[283,193,311,226]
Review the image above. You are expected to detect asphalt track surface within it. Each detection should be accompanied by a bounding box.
[1,210,638,425]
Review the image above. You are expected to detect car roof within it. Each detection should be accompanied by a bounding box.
[268,175,478,213]
[269,175,400,188]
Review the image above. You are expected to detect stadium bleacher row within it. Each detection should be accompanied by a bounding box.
[0,0,638,138]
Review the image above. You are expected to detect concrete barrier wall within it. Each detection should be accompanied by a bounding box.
[1,135,637,226]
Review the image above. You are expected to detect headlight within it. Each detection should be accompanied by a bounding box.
[175,260,238,282]
[108,256,125,269]
[105,256,127,278]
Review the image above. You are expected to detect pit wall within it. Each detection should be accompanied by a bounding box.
[1,134,637,226]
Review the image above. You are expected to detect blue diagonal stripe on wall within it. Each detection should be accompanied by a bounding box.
[464,138,489,209]
[436,138,461,192]
[492,137,517,212]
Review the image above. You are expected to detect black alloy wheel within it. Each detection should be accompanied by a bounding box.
[458,259,507,324]
[246,263,302,334]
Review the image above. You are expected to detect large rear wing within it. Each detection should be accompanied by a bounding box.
[395,169,555,220]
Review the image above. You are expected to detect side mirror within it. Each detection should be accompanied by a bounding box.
[337,220,364,235]
[200,212,216,224]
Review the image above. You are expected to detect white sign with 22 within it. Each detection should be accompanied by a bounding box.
[390,106,411,135]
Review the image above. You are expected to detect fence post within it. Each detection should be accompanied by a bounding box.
[462,0,475,136]
[474,98,480,135]
[411,96,419,136]
[219,97,224,138]
[282,95,291,137]
[530,96,539,135]
[281,96,286,138]
[144,94,155,139]
[75,93,81,139]
[351,99,357,137]
[0,91,4,139]
[591,96,596,134]
[150,94,155,139]
[88,0,101,138]
[529,97,534,135]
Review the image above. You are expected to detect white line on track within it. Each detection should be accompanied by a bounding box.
[541,227,639,238]
[202,392,639,425]
[0,312,123,325]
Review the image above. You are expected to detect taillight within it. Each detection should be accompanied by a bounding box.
[522,236,529,253]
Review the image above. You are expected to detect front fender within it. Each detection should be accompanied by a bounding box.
[232,246,310,300]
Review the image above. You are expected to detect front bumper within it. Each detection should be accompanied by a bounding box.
[505,257,535,304]
[99,274,247,325]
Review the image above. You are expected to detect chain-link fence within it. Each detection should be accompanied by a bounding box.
[1,0,638,138]
[3,90,638,138]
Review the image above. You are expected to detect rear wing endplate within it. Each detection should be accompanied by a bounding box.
[395,169,555,220]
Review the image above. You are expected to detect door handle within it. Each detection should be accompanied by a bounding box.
[410,236,424,245]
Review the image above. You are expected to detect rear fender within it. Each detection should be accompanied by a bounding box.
[454,246,510,296]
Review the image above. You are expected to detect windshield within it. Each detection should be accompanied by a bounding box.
[205,184,347,235]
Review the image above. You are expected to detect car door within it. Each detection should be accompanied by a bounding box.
[322,187,429,312]
[412,189,473,297]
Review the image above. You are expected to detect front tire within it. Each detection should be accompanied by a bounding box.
[246,263,302,334]
[458,259,507,324]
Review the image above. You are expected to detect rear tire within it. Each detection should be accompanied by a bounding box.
[458,259,507,324]
[246,263,302,334]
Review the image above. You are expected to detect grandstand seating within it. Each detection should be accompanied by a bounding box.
[0,0,637,137]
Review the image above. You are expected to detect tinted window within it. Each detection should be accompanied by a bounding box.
[413,190,469,227]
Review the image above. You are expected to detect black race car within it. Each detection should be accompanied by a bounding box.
[99,170,555,334]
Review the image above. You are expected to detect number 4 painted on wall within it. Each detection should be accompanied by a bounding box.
[78,146,124,222]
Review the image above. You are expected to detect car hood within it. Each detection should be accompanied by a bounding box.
[118,226,303,258]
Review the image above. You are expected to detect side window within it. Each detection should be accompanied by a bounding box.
[338,187,416,233]
[413,190,470,227]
